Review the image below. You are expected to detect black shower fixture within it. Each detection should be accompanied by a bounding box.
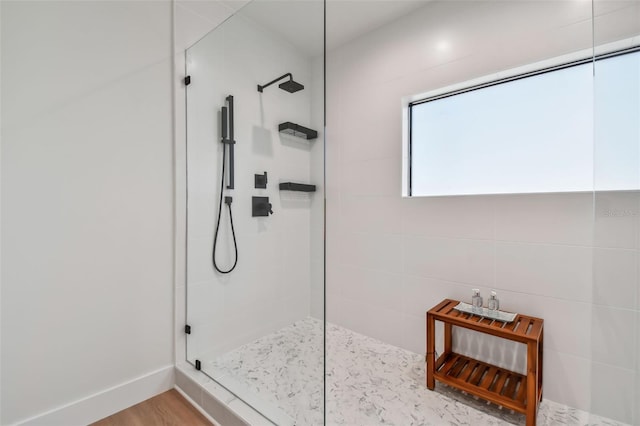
[257,73,304,93]
[279,122,318,140]
[212,95,239,275]
[252,196,274,217]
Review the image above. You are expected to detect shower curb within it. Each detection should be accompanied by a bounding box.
[175,364,276,426]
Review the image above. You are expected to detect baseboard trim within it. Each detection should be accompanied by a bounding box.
[16,365,175,426]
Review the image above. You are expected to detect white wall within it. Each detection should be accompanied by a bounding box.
[325,0,640,422]
[184,11,317,362]
[1,1,175,424]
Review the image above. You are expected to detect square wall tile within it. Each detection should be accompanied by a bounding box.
[490,290,591,358]
[401,274,472,317]
[495,242,593,302]
[242,231,285,276]
[324,150,342,197]
[186,237,217,285]
[591,305,638,370]
[401,195,494,240]
[543,350,591,412]
[310,259,325,320]
[590,362,636,425]
[594,191,640,249]
[365,306,406,349]
[326,225,344,283]
[340,195,403,235]
[338,297,405,349]
[309,224,325,263]
[338,232,403,274]
[338,264,403,313]
[187,280,226,356]
[494,193,593,246]
[334,297,371,338]
[637,249,640,312]
[222,267,278,313]
[635,371,640,425]
[341,156,401,198]
[401,314,425,355]
[338,87,404,164]
[325,251,342,300]
[326,294,346,325]
[593,247,638,310]
[403,235,494,286]
[637,310,640,373]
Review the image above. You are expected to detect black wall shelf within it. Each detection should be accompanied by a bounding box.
[278,122,318,140]
[279,182,316,192]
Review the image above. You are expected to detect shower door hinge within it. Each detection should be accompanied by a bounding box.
[184,324,191,334]
[195,360,201,370]
[184,75,191,86]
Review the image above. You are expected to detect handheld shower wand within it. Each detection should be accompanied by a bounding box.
[212,95,238,274]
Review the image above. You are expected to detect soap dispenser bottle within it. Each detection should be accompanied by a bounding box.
[488,290,499,312]
[471,289,483,313]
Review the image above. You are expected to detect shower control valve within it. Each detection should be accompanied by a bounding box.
[252,196,274,217]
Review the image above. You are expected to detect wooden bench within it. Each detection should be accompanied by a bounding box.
[426,299,543,425]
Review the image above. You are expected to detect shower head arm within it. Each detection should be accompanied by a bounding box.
[257,73,293,93]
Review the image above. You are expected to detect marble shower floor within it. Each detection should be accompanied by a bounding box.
[204,318,627,426]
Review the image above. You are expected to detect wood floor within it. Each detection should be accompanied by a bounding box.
[91,389,212,426]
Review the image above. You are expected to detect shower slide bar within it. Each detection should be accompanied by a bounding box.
[221,95,235,189]
[213,94,239,274]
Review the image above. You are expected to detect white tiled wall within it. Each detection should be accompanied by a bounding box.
[591,2,640,419]
[324,0,640,422]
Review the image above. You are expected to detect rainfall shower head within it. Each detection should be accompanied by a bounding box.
[279,79,304,93]
[257,73,304,93]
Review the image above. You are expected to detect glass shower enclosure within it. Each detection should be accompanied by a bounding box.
[181,1,640,425]
[184,2,325,424]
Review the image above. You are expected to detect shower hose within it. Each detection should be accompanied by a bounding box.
[212,144,238,274]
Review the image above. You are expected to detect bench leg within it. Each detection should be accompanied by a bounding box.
[538,329,544,401]
[526,340,538,426]
[426,313,435,390]
[444,322,452,355]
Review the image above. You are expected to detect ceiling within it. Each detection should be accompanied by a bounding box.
[179,1,640,57]
[244,0,429,56]
[181,0,431,57]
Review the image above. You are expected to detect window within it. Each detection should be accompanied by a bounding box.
[407,48,640,196]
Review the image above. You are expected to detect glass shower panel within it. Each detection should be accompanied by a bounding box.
[592,1,640,424]
[184,2,325,424]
